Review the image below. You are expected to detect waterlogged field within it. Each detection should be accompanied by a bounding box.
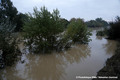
[0,30,117,80]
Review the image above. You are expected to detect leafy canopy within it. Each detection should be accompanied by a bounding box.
[64,18,92,43]
[0,0,27,32]
[23,6,64,53]
[0,18,19,67]
[107,16,120,39]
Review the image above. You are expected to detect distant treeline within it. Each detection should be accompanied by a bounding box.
[85,18,109,27]
[0,0,109,32]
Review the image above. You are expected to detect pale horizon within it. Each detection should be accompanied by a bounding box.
[11,0,120,21]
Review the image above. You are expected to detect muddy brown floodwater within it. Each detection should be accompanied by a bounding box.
[0,30,117,80]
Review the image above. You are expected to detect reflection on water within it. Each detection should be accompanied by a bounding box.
[63,44,91,64]
[0,44,91,80]
[103,40,117,55]
[0,30,117,80]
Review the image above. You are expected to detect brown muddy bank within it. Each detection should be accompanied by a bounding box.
[93,42,120,80]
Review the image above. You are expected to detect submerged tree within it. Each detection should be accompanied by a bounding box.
[23,7,92,53]
[64,18,92,43]
[0,19,20,68]
[23,6,64,53]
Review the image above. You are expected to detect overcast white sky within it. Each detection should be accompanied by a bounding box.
[11,0,120,21]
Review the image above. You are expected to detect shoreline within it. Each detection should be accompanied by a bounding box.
[93,42,120,80]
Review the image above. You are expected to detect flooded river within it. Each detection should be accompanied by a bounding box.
[0,30,117,80]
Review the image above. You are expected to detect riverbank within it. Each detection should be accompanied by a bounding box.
[93,41,120,80]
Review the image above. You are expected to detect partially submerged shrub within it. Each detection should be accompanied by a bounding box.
[96,31,105,36]
[64,18,92,44]
[23,7,92,53]
[23,6,65,53]
[0,19,20,68]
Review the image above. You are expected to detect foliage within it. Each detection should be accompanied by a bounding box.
[0,19,20,68]
[64,18,92,43]
[0,0,26,32]
[107,16,120,39]
[96,27,109,36]
[86,18,109,27]
[96,31,105,36]
[59,18,69,29]
[0,0,18,23]
[23,6,64,53]
[14,13,28,32]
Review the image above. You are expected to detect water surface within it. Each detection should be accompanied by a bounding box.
[0,30,117,80]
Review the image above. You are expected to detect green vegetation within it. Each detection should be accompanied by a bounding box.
[0,19,20,68]
[86,18,109,27]
[0,0,26,32]
[0,0,21,68]
[97,16,120,39]
[64,18,92,43]
[96,27,109,36]
[23,7,65,53]
[23,7,92,53]
[96,30,105,36]
[60,18,69,29]
[107,16,120,40]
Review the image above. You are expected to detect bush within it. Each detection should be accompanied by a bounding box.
[23,6,64,53]
[0,19,20,68]
[96,31,105,36]
[64,18,92,43]
[23,7,92,53]
[107,16,120,39]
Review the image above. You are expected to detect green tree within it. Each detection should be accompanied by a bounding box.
[107,16,120,39]
[0,0,18,23]
[59,18,69,29]
[64,18,91,43]
[0,0,26,32]
[95,18,108,27]
[14,13,28,32]
[23,6,64,53]
[0,19,20,68]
